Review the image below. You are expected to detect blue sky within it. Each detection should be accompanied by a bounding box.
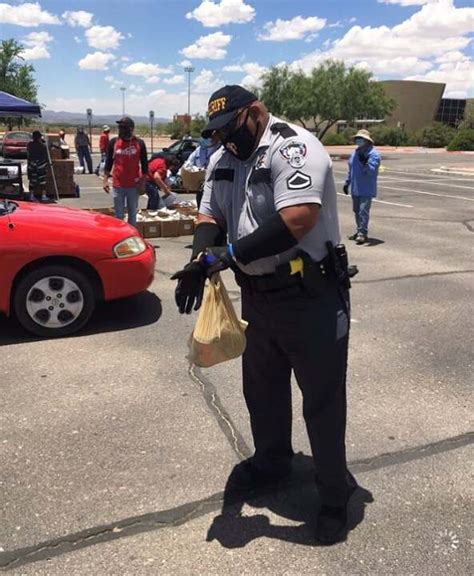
[1,0,473,118]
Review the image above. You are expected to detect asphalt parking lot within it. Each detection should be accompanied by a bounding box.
[1,151,473,574]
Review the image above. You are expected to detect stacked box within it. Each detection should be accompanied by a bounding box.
[46,160,76,197]
[178,219,194,236]
[143,221,161,238]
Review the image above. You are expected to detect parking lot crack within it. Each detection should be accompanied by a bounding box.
[188,364,251,461]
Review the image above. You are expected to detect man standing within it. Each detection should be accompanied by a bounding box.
[74,127,93,174]
[95,125,110,175]
[343,129,381,245]
[172,86,357,544]
[103,116,148,228]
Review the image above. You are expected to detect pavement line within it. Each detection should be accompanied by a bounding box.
[336,192,413,208]
[1,431,472,570]
[379,184,474,202]
[377,176,474,191]
[333,168,474,183]
[355,269,474,284]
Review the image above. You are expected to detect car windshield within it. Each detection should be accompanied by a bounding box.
[0,200,18,215]
[6,132,31,141]
[167,141,181,153]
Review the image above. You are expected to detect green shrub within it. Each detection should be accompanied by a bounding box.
[341,127,357,143]
[322,132,347,145]
[447,128,474,151]
[370,126,409,147]
[412,123,455,148]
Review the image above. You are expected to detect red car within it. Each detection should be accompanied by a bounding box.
[0,200,155,337]
[2,130,32,158]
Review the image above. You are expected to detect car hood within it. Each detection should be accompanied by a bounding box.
[10,202,138,245]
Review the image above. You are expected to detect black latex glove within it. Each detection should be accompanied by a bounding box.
[357,151,368,165]
[343,184,349,195]
[202,245,235,276]
[171,261,206,314]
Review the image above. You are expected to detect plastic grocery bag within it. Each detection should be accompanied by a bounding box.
[189,273,248,367]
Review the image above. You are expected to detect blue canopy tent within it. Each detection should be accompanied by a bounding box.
[0,91,58,200]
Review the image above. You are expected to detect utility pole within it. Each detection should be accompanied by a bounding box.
[184,66,195,134]
[149,110,155,154]
[86,108,93,152]
[120,87,126,115]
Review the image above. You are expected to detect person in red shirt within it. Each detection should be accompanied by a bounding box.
[95,125,110,175]
[146,156,178,209]
[103,116,148,227]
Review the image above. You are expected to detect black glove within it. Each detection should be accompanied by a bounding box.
[171,261,206,314]
[202,245,235,276]
[343,184,349,195]
[357,151,368,165]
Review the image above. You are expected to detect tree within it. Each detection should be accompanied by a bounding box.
[0,39,38,128]
[260,60,394,139]
[190,113,207,138]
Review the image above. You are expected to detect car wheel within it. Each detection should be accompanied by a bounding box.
[13,265,96,337]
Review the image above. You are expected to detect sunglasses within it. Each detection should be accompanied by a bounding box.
[216,107,250,141]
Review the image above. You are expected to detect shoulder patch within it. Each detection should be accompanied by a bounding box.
[279,141,307,168]
[287,171,312,190]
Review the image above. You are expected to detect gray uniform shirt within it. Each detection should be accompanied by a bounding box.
[200,115,341,275]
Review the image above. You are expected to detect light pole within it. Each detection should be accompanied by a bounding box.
[120,87,126,115]
[184,66,194,133]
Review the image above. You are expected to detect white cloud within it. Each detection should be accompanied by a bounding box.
[146,76,161,84]
[0,2,60,27]
[105,75,116,83]
[74,36,82,44]
[193,69,223,93]
[258,16,326,42]
[121,56,131,62]
[180,59,193,68]
[291,0,474,96]
[62,10,94,28]
[406,55,474,98]
[181,31,231,60]
[20,31,53,60]
[85,25,124,50]
[186,0,255,27]
[78,51,115,70]
[378,0,434,5]
[164,75,186,85]
[129,84,144,93]
[223,61,267,86]
[122,62,173,77]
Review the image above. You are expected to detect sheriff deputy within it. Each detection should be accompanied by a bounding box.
[172,85,358,545]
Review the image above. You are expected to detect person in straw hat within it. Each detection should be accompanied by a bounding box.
[343,129,381,245]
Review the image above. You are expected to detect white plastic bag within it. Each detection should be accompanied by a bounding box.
[189,274,247,367]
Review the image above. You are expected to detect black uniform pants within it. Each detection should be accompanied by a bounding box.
[241,280,353,507]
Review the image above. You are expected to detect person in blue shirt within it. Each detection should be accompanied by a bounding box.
[183,135,220,207]
[343,130,381,245]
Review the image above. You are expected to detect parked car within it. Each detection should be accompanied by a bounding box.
[152,136,200,167]
[0,200,155,337]
[2,130,32,158]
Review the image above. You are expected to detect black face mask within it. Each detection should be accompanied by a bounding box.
[119,126,133,140]
[223,110,259,161]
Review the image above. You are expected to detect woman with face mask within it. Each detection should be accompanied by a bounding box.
[343,129,381,245]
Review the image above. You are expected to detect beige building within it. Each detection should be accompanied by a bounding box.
[379,80,446,132]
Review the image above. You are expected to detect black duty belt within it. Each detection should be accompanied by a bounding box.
[235,253,333,294]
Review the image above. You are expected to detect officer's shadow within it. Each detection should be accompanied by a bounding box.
[206,453,373,548]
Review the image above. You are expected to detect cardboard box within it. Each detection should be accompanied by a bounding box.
[178,219,194,236]
[160,219,180,237]
[143,221,161,238]
[181,167,205,192]
[134,221,145,237]
[89,207,115,216]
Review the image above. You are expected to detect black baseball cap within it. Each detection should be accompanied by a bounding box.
[201,85,258,138]
[116,116,135,127]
